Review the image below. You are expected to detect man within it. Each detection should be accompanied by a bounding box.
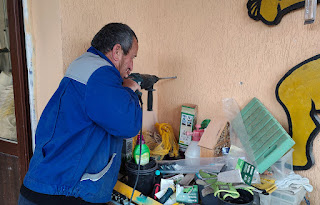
[18,23,142,204]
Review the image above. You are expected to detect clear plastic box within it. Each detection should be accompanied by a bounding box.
[259,186,306,205]
[263,149,294,181]
[157,157,226,174]
[271,148,294,180]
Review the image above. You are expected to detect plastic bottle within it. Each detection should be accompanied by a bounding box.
[133,134,150,165]
[184,124,204,159]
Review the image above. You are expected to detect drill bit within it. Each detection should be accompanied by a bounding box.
[158,76,177,80]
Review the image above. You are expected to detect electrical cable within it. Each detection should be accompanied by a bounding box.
[128,94,143,205]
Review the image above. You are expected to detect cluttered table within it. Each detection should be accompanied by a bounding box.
[110,98,312,205]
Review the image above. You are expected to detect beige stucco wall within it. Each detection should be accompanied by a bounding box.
[26,0,319,203]
[24,0,64,115]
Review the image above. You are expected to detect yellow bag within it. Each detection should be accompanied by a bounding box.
[132,123,179,160]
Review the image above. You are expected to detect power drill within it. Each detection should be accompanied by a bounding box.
[128,73,177,111]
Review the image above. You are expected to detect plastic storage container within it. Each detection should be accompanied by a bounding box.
[259,186,306,205]
[158,157,226,174]
[264,149,294,181]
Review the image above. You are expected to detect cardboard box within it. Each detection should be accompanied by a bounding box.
[198,116,230,157]
[178,104,198,151]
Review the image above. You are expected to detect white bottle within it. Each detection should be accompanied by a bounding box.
[185,140,201,159]
[185,124,203,159]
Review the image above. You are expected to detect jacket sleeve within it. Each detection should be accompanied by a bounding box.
[85,66,142,138]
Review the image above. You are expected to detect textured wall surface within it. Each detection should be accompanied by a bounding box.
[30,0,320,203]
[30,0,64,116]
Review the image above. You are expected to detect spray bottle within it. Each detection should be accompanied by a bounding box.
[133,134,150,165]
[184,124,204,159]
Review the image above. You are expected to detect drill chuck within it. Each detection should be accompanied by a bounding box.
[128,73,177,111]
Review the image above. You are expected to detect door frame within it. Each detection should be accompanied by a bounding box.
[0,0,32,183]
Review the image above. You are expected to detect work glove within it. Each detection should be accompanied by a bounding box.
[196,170,254,201]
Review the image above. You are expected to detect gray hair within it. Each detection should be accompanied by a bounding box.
[91,23,138,55]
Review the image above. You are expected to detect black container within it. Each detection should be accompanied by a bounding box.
[125,157,158,196]
[199,185,254,205]
[218,189,254,205]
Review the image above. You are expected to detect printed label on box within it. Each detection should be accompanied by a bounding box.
[179,113,194,150]
[235,158,255,185]
[179,105,197,151]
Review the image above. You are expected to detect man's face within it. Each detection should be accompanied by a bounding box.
[118,38,138,79]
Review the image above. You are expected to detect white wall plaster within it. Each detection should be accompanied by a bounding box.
[22,0,37,151]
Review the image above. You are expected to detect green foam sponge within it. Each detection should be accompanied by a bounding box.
[232,97,295,173]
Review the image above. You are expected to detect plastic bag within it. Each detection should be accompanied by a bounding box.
[222,98,256,167]
[222,98,260,184]
[0,81,16,141]
[133,123,179,160]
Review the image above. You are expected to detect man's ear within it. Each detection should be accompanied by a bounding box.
[112,44,123,61]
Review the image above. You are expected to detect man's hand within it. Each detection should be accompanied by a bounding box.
[123,78,141,92]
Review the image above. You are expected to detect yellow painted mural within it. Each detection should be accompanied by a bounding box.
[247,0,318,25]
[276,55,320,170]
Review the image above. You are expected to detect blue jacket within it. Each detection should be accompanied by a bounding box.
[23,47,142,203]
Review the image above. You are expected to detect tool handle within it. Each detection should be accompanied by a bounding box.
[147,86,153,111]
[152,183,160,200]
[152,171,162,199]
[158,187,174,204]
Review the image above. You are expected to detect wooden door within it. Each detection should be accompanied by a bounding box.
[0,0,32,204]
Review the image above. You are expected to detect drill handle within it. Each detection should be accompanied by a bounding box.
[147,86,154,111]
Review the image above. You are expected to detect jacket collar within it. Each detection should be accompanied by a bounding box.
[87,46,123,81]
[87,46,116,68]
